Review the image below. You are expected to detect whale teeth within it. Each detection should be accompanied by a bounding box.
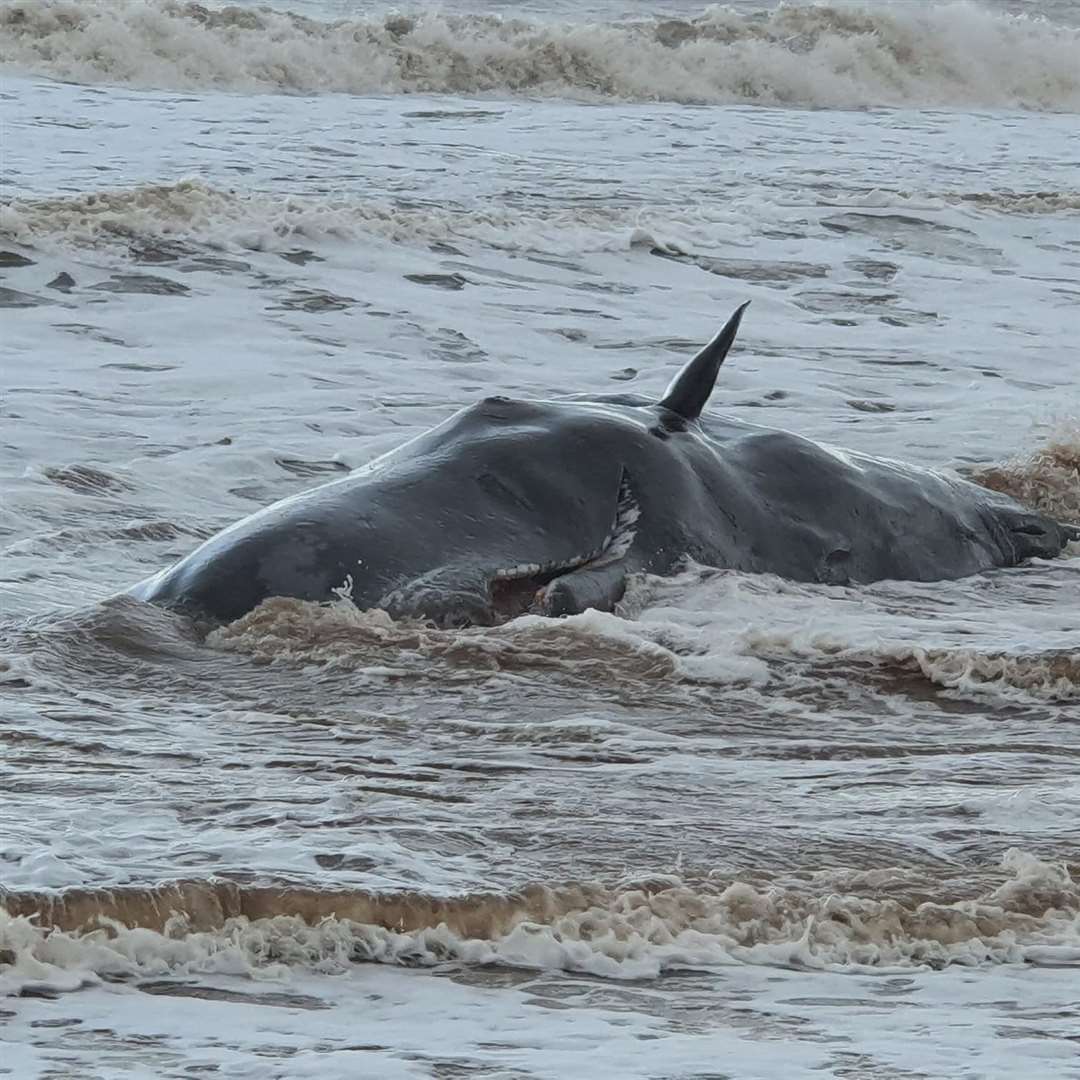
[494,561,544,580]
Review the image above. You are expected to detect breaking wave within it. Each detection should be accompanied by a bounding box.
[209,597,682,683]
[878,646,1080,700]
[971,427,1080,525]
[2,850,1078,995]
[1,0,1079,110]
[0,179,721,257]
[205,580,1080,704]
[4,180,1078,264]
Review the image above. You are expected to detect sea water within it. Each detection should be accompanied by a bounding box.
[1,1,1079,1077]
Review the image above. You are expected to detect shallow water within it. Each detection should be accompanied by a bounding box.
[2,1,1080,1077]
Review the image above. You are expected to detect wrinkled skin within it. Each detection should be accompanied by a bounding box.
[130,391,1074,628]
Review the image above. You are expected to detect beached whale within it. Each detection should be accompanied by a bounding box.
[130,303,1077,626]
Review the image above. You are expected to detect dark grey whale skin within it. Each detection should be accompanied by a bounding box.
[130,306,1074,626]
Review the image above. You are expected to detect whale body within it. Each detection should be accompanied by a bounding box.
[131,304,1077,626]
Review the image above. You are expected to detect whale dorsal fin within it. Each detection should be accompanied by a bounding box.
[657,301,750,421]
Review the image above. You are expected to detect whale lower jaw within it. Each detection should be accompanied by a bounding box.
[488,473,639,623]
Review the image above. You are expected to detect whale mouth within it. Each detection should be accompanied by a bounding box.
[488,472,639,622]
[376,473,639,628]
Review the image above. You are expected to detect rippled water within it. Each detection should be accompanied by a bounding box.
[2,1,1080,1077]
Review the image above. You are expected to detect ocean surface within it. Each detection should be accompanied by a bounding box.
[2,0,1079,1076]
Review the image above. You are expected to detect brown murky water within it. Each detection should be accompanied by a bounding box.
[3,2,1080,1073]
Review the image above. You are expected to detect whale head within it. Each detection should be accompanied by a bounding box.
[130,305,750,627]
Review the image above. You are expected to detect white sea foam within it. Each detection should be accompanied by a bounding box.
[1,0,1078,109]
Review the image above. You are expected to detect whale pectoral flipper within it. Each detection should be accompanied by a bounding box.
[536,561,629,618]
